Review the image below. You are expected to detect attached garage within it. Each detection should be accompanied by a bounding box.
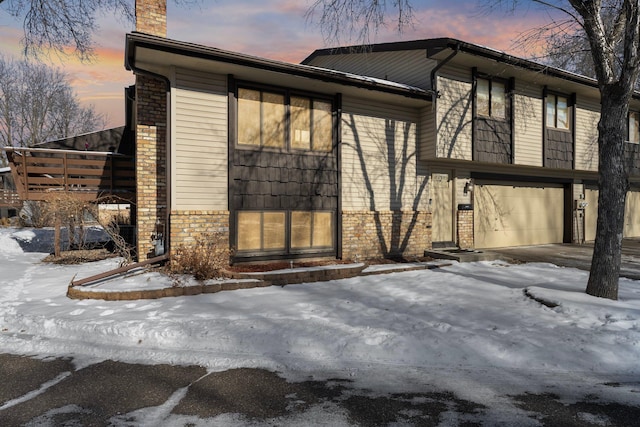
[474,181,565,248]
[584,185,640,240]
[625,189,640,237]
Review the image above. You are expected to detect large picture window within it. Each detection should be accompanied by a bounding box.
[236,210,334,254]
[476,77,506,119]
[546,94,570,130]
[237,86,333,152]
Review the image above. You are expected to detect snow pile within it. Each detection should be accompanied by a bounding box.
[0,227,639,403]
[0,228,25,258]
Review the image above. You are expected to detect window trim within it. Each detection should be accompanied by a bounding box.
[474,74,508,121]
[628,111,640,144]
[235,209,336,256]
[545,91,573,132]
[234,81,336,154]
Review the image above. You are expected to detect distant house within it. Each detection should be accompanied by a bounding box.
[126,1,640,261]
[0,166,20,219]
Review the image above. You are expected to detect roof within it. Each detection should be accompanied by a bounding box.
[125,32,433,101]
[302,37,603,92]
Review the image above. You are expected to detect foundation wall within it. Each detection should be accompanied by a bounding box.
[341,210,432,260]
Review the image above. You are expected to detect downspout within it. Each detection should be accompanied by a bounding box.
[125,44,172,259]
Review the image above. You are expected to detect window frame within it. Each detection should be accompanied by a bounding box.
[235,209,336,256]
[545,92,572,131]
[235,82,336,154]
[475,75,508,121]
[628,111,640,144]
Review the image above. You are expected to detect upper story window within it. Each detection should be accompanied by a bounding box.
[546,93,570,130]
[476,77,506,119]
[629,111,640,144]
[237,86,333,152]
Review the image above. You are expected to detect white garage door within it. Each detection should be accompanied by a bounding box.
[474,181,564,248]
[584,187,640,239]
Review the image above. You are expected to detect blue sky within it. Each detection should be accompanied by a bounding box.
[0,0,554,127]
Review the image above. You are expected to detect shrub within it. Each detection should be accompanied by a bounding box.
[169,231,231,280]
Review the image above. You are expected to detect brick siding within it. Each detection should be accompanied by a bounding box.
[456,209,474,249]
[135,0,166,37]
[341,211,432,261]
[170,210,230,249]
[135,75,167,259]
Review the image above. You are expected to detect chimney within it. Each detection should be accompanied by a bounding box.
[135,0,167,37]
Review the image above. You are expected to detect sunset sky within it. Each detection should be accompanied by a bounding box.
[0,1,555,129]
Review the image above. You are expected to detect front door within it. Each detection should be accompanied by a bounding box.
[432,172,453,245]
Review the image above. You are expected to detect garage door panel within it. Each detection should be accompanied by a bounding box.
[625,190,640,237]
[585,188,640,239]
[474,182,564,248]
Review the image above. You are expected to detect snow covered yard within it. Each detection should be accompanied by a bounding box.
[1,226,640,424]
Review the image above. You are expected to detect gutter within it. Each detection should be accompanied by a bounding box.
[125,42,172,260]
[126,32,432,101]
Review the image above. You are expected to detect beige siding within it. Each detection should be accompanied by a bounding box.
[436,72,473,160]
[172,68,228,210]
[341,96,428,211]
[513,81,543,166]
[306,51,436,90]
[418,105,436,160]
[575,97,600,171]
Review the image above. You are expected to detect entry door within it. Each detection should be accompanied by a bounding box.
[432,172,453,243]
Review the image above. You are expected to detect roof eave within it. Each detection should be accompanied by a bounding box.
[125,33,433,101]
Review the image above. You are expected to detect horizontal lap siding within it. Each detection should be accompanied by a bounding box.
[436,71,472,160]
[306,51,435,90]
[173,69,228,210]
[341,97,426,211]
[575,97,600,172]
[513,81,543,166]
[418,105,436,160]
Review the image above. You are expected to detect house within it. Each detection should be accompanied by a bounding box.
[0,166,20,219]
[128,0,640,263]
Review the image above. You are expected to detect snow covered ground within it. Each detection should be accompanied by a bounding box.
[1,226,640,425]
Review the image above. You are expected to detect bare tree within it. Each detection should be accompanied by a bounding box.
[487,0,640,300]
[306,0,415,45]
[0,56,105,165]
[0,0,202,61]
[0,0,134,61]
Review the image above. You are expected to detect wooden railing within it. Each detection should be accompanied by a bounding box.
[3,147,135,201]
[0,189,21,207]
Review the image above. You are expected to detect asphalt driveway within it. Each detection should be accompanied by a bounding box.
[492,238,640,280]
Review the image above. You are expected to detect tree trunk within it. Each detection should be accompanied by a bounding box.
[586,90,629,300]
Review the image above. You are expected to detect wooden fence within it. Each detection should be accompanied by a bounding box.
[3,147,135,202]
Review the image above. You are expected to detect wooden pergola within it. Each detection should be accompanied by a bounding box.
[3,147,135,202]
